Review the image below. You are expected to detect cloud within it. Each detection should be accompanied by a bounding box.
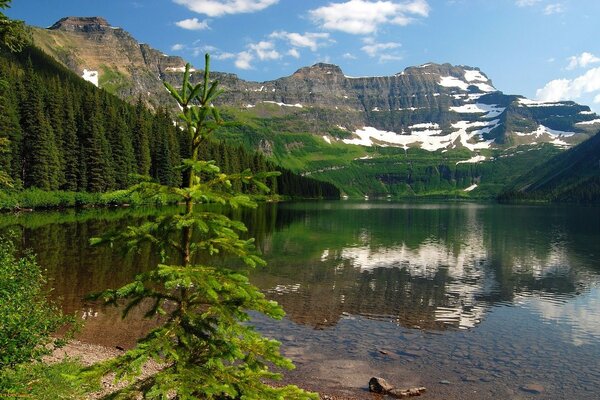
[361,37,402,62]
[309,0,430,35]
[248,40,281,61]
[175,17,209,30]
[536,67,600,102]
[173,0,279,16]
[595,94,600,104]
[235,51,254,69]
[515,0,541,6]
[269,31,331,52]
[566,52,600,70]
[213,52,236,60]
[343,52,357,59]
[543,3,564,14]
[287,48,300,59]
[171,43,185,51]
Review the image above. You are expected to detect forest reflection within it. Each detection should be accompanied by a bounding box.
[1,201,598,346]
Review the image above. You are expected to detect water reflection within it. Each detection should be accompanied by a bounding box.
[1,202,599,344]
[250,202,600,336]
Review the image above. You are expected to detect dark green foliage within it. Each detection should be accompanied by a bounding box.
[0,236,73,368]
[82,57,317,399]
[499,130,600,203]
[0,0,29,52]
[0,44,337,200]
[0,360,97,400]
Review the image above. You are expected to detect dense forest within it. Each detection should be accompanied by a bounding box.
[498,130,600,203]
[0,45,339,199]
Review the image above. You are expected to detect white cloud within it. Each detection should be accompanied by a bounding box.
[269,31,331,52]
[361,37,401,62]
[235,51,254,69]
[343,52,357,59]
[515,0,541,6]
[566,52,600,70]
[287,48,300,59]
[173,0,279,16]
[379,54,403,62]
[175,17,209,30]
[171,43,185,51]
[213,52,236,60]
[309,0,430,35]
[595,94,600,104]
[536,67,600,102]
[543,3,564,14]
[248,40,280,61]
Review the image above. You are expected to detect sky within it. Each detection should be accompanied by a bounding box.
[6,0,600,112]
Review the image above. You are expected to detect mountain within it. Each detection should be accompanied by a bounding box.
[30,17,600,197]
[0,44,338,199]
[500,130,600,203]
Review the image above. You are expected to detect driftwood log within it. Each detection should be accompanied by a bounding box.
[369,377,427,398]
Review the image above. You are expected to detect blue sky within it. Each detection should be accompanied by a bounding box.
[7,0,600,112]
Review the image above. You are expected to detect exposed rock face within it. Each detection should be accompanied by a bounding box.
[33,17,600,152]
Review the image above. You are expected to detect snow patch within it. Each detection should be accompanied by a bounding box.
[398,107,424,111]
[82,69,98,87]
[517,98,572,107]
[245,104,255,108]
[410,122,440,130]
[165,66,196,72]
[457,156,486,165]
[450,103,505,119]
[464,70,488,83]
[464,184,478,192]
[262,101,303,108]
[439,76,469,91]
[580,110,595,115]
[515,125,575,147]
[576,119,600,125]
[322,136,331,144]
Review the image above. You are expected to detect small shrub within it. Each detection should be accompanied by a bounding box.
[0,236,73,368]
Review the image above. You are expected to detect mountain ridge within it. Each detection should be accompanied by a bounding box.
[27,16,600,198]
[31,16,600,155]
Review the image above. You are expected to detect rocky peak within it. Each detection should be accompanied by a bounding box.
[399,63,495,92]
[292,63,345,80]
[49,17,112,32]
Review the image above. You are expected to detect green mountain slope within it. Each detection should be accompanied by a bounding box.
[500,130,600,203]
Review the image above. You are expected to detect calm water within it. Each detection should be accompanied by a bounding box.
[2,201,600,399]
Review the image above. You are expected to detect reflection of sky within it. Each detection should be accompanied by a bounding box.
[524,286,600,346]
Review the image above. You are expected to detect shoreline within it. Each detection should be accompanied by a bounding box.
[46,340,364,400]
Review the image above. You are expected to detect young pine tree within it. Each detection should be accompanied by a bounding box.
[80,55,317,400]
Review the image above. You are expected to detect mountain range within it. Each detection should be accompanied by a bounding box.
[30,16,600,198]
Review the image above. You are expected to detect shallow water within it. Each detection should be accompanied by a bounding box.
[3,201,600,399]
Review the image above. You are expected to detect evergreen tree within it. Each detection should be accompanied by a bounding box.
[60,84,80,191]
[79,91,115,192]
[105,105,136,188]
[131,97,151,175]
[80,56,316,399]
[19,65,61,190]
[0,73,20,187]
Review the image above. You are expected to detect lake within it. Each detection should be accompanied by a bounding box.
[2,201,600,399]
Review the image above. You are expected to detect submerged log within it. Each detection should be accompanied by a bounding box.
[368,377,426,398]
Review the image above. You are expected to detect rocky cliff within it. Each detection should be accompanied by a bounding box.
[33,17,600,154]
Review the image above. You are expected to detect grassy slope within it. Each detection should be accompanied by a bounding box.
[216,105,563,198]
[502,130,600,202]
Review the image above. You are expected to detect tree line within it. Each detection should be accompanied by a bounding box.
[0,45,339,199]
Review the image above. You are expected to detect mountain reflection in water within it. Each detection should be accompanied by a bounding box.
[1,201,598,344]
